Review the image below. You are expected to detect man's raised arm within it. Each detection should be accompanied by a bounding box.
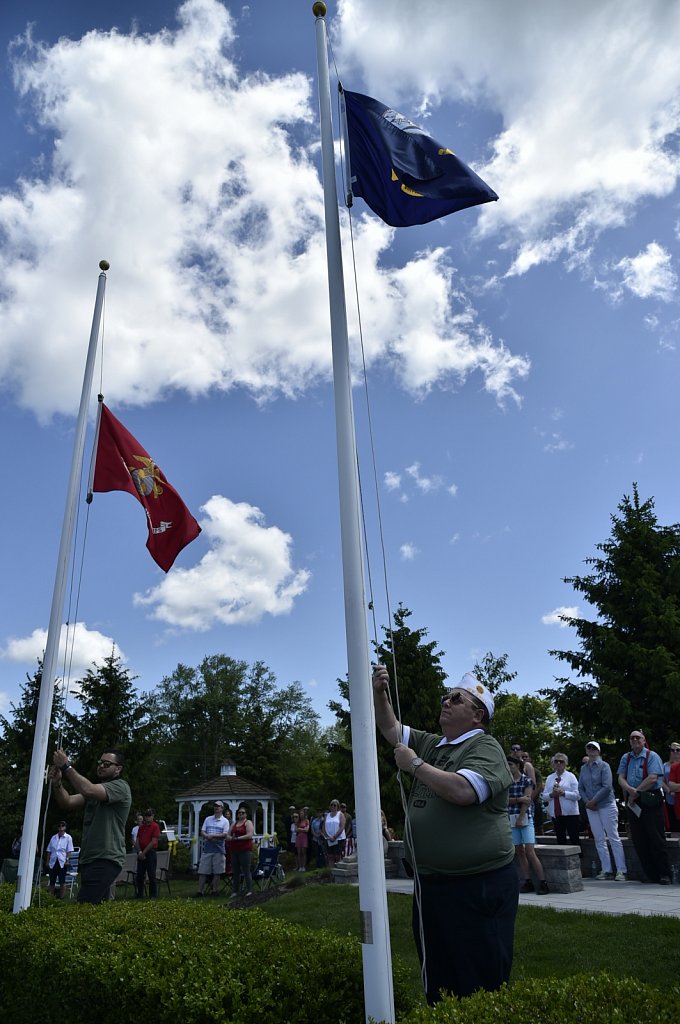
[372,665,402,747]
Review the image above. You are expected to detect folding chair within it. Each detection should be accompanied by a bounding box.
[253,846,281,890]
[63,848,80,900]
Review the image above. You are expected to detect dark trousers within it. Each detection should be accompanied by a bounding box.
[414,861,519,1004]
[553,814,581,847]
[48,862,67,890]
[136,849,158,898]
[78,859,121,905]
[627,803,671,882]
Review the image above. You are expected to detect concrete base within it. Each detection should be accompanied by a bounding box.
[534,844,583,892]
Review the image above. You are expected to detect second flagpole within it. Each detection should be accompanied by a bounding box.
[312,6,395,1023]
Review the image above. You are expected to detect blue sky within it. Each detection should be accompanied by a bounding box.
[1,0,679,729]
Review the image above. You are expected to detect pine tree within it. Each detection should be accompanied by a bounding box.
[329,605,447,832]
[545,484,680,749]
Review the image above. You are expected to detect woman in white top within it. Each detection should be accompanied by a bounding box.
[322,799,346,865]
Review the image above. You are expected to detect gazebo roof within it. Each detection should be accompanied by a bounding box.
[175,773,277,802]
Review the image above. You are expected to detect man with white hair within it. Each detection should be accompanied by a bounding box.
[372,666,517,1005]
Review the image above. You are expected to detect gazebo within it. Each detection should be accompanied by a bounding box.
[175,760,278,869]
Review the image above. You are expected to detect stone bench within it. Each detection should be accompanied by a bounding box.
[535,844,583,892]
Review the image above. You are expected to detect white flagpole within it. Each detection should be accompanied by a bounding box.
[13,260,110,914]
[312,6,395,1022]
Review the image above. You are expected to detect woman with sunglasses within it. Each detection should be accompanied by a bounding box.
[228,806,254,898]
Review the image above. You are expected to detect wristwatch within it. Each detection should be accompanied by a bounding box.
[61,762,73,775]
[410,757,424,775]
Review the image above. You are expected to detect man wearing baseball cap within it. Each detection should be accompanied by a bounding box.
[372,666,517,1005]
[578,741,627,880]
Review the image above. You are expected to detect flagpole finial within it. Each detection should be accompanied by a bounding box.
[99,260,110,272]
[312,1,326,17]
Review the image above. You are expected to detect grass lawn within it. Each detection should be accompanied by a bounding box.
[258,883,680,998]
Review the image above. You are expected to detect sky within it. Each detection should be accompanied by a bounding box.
[1,0,679,733]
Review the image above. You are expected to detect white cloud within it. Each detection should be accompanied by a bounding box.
[541,606,578,627]
[1,623,124,674]
[336,0,680,275]
[615,242,677,301]
[447,483,458,497]
[0,0,529,422]
[543,433,574,455]
[406,462,443,493]
[384,471,401,490]
[400,542,419,561]
[133,494,311,629]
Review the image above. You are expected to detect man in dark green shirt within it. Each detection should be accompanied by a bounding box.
[372,665,518,1004]
[48,748,132,904]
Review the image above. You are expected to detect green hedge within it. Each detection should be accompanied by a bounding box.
[399,972,679,1023]
[0,885,414,1022]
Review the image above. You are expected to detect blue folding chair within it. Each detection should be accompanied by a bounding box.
[253,847,281,890]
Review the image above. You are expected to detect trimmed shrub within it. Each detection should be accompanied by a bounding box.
[0,888,414,1022]
[398,972,679,1024]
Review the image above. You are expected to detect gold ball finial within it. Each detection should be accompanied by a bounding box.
[99,260,110,271]
[312,2,327,17]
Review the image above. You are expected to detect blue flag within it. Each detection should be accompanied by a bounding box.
[343,89,498,228]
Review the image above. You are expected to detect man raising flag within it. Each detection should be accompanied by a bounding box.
[90,401,201,571]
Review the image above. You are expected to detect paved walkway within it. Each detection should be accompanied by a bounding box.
[384,876,680,917]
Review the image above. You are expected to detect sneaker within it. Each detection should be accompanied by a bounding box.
[614,871,627,881]
[659,876,671,885]
[245,891,253,897]
[519,880,534,893]
[595,871,613,880]
[228,893,239,900]
[536,881,549,895]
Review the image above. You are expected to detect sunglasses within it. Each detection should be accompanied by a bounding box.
[97,759,118,768]
[441,692,476,708]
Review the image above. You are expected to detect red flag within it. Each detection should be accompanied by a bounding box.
[92,403,201,572]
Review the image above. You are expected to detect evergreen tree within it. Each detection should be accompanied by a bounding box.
[329,605,447,833]
[545,484,680,749]
[63,650,157,818]
[0,662,65,854]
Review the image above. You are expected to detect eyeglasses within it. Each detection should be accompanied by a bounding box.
[552,759,566,764]
[630,736,644,742]
[97,759,118,768]
[237,811,247,816]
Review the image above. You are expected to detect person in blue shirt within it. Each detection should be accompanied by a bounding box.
[578,741,627,880]
[617,729,671,884]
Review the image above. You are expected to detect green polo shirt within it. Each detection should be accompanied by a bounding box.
[406,729,514,876]
[80,777,132,868]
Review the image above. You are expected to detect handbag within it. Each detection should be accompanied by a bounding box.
[639,789,663,808]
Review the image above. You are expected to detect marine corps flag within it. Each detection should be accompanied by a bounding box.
[91,403,201,572]
[343,89,498,228]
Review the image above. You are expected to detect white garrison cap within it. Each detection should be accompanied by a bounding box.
[458,672,494,719]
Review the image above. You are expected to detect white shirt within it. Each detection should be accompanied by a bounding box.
[47,831,74,868]
[543,770,580,817]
